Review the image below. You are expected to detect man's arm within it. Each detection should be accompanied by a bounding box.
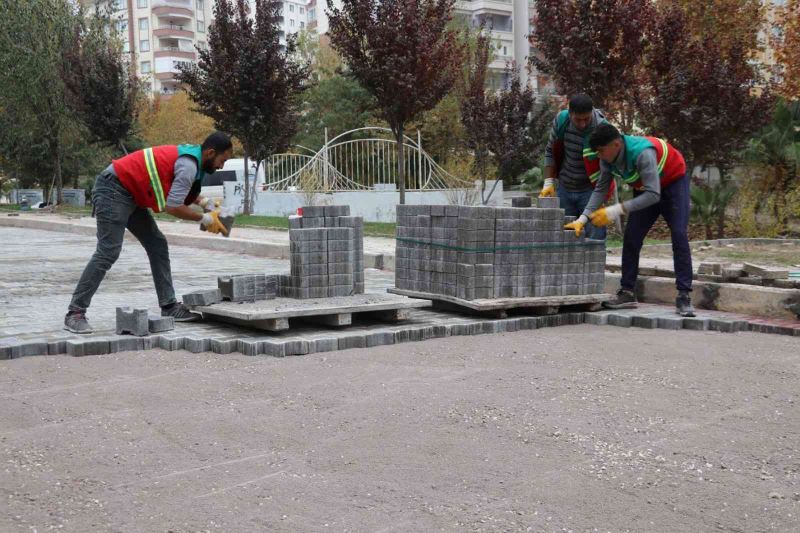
[164,157,202,221]
[581,162,614,218]
[621,149,661,213]
[542,114,560,185]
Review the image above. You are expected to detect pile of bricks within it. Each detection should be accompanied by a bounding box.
[282,205,365,298]
[217,274,279,302]
[395,199,605,301]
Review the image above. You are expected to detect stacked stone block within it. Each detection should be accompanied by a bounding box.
[281,205,365,299]
[395,199,606,301]
[218,274,279,302]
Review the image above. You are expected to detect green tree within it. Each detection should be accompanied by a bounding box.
[0,0,81,204]
[292,75,376,151]
[179,0,310,214]
[327,0,466,203]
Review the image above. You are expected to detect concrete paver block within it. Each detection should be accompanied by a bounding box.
[148,314,175,333]
[116,307,149,336]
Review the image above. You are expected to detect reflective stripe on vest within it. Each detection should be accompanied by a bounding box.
[143,148,166,211]
[612,138,669,184]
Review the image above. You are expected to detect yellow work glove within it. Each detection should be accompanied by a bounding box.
[200,210,229,236]
[539,178,556,198]
[564,215,588,236]
[589,203,625,227]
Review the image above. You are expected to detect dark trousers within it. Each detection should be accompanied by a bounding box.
[621,175,693,293]
[68,171,176,312]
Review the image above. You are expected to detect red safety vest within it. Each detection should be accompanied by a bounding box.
[112,144,203,212]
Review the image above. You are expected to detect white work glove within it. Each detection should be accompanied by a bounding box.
[589,203,626,227]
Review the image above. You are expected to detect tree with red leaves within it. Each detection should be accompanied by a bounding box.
[327,0,466,204]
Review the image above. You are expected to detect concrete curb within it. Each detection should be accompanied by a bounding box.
[0,215,387,269]
[604,272,800,320]
[607,237,800,251]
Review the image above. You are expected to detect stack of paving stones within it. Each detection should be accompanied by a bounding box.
[395,199,605,301]
[284,205,365,298]
[218,274,279,302]
[4,305,798,360]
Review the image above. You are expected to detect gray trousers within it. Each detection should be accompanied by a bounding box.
[68,171,176,312]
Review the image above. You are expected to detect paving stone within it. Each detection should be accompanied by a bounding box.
[607,313,632,327]
[184,337,211,353]
[512,197,532,208]
[10,341,48,358]
[310,337,339,352]
[682,317,710,331]
[584,313,608,326]
[300,205,325,217]
[47,339,68,355]
[338,334,367,350]
[157,336,184,351]
[657,316,684,330]
[183,289,222,306]
[116,307,149,336]
[148,314,175,333]
[365,331,395,347]
[210,338,237,354]
[631,315,659,329]
[708,319,739,333]
[110,336,145,353]
[283,339,310,356]
[67,338,111,357]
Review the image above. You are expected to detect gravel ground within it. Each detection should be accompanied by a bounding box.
[1,326,799,532]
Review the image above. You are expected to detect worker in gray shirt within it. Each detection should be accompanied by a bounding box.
[65,132,233,334]
[565,123,695,317]
[541,93,608,240]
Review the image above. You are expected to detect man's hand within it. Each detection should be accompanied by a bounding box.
[564,215,588,236]
[197,197,221,212]
[201,211,229,236]
[589,203,625,227]
[539,178,556,198]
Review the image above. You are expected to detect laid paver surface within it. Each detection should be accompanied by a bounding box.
[1,327,798,531]
[0,226,394,340]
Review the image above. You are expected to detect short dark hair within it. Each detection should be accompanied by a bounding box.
[202,131,233,152]
[589,123,622,151]
[568,93,593,114]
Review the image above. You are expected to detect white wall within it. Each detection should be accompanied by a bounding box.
[223,181,504,222]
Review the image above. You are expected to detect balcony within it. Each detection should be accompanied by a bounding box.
[455,0,512,16]
[154,24,194,39]
[152,0,193,8]
[154,48,196,60]
[152,6,193,19]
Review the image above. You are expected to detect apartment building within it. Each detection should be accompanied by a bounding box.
[85,0,310,96]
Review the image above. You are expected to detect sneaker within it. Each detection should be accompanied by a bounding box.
[603,288,638,310]
[676,291,696,317]
[64,311,94,334]
[161,302,201,322]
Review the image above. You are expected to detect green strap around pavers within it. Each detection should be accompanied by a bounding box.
[394,237,605,253]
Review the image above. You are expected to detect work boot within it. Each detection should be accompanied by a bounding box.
[64,310,94,334]
[676,291,696,317]
[161,302,201,322]
[603,288,638,310]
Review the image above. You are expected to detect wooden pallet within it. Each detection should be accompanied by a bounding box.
[195,293,432,332]
[388,288,611,318]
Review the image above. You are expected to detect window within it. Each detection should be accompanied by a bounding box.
[141,61,151,74]
[502,46,507,56]
[308,8,315,20]
[139,18,149,32]
[290,19,295,27]
[197,20,205,32]
[112,0,124,10]
[137,0,147,8]
[300,7,304,14]
[123,40,130,53]
[289,4,294,12]
[116,19,128,33]
[196,0,204,10]
[300,21,304,28]
[140,39,150,52]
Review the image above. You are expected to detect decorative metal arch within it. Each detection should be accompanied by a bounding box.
[258,127,471,192]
